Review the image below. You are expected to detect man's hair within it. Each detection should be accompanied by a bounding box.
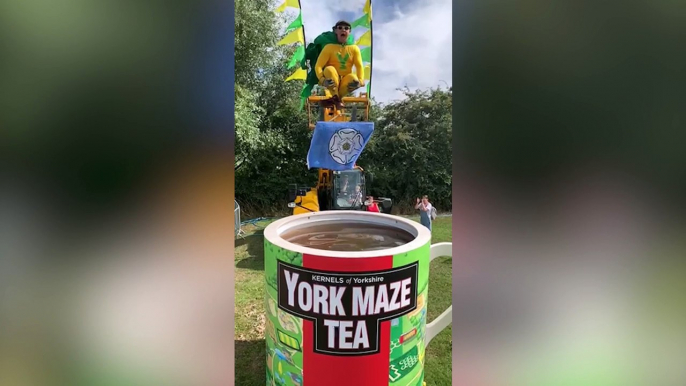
[422,195,429,199]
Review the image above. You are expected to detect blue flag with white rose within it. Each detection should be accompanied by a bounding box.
[307,121,375,171]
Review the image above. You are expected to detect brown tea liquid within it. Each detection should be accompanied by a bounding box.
[281,222,415,252]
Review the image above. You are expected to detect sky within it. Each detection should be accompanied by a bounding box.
[282,0,452,104]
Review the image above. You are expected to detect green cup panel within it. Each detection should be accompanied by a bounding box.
[264,238,305,386]
[388,241,430,385]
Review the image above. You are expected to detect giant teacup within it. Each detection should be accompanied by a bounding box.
[263,211,452,386]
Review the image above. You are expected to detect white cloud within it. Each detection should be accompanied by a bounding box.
[281,0,452,103]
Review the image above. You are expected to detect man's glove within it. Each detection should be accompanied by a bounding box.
[323,79,334,88]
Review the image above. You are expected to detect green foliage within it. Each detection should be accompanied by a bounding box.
[234,3,453,216]
[234,0,317,212]
[235,85,267,168]
[363,87,453,212]
[234,0,279,89]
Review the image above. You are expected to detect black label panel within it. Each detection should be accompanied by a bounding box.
[277,261,418,356]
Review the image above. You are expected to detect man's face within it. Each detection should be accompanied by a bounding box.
[335,25,350,43]
[355,186,360,193]
[422,198,428,204]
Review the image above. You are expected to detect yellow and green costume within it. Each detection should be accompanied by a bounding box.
[314,40,364,98]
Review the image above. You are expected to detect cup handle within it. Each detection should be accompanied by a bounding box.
[425,242,453,347]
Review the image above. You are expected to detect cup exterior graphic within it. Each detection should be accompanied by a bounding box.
[263,211,451,386]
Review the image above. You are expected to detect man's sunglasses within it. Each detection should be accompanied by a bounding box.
[336,25,351,31]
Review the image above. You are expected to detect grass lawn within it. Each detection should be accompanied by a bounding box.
[235,215,453,385]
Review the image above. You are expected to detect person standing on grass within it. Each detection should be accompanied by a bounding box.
[415,195,433,231]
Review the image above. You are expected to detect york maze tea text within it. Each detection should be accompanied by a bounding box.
[277,261,418,355]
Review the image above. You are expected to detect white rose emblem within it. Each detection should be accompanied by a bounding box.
[328,128,364,164]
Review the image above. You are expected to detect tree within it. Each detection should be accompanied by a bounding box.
[362,87,453,211]
[234,0,315,212]
[234,0,279,89]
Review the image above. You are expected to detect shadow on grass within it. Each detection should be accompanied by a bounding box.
[235,339,266,386]
[235,231,266,272]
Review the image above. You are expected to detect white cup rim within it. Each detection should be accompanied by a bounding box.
[263,211,431,258]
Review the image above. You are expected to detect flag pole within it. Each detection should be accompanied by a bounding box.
[297,0,306,44]
[368,0,373,99]
[297,0,309,103]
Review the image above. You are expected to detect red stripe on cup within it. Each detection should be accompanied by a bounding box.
[302,254,393,386]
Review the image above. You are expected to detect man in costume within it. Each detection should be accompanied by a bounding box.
[313,20,365,108]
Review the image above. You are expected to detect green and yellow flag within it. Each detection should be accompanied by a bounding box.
[285,12,303,32]
[285,68,307,81]
[287,45,306,69]
[355,30,371,46]
[277,27,304,46]
[353,0,373,96]
[274,0,309,107]
[351,13,370,29]
[360,46,371,62]
[275,0,299,13]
